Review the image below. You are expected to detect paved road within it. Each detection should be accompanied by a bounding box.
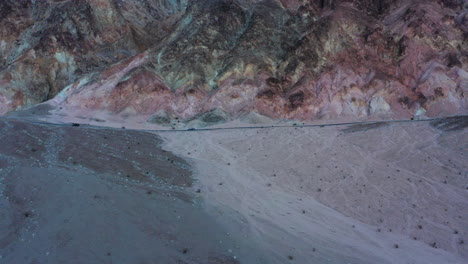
[1,115,466,133]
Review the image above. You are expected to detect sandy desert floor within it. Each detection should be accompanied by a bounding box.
[0,116,466,264]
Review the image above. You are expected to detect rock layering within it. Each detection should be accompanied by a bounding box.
[0,0,467,122]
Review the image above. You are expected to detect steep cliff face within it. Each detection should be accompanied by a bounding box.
[1,0,467,123]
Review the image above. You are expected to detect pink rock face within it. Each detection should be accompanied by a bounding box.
[1,0,467,122]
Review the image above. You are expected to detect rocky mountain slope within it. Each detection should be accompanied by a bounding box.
[0,0,467,123]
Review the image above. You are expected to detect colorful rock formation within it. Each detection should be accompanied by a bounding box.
[1,0,467,122]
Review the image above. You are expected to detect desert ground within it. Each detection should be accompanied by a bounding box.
[0,115,466,264]
[1,1,467,263]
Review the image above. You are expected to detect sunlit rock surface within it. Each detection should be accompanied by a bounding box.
[0,0,466,122]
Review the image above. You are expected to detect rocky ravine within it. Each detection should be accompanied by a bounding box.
[1,0,467,124]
